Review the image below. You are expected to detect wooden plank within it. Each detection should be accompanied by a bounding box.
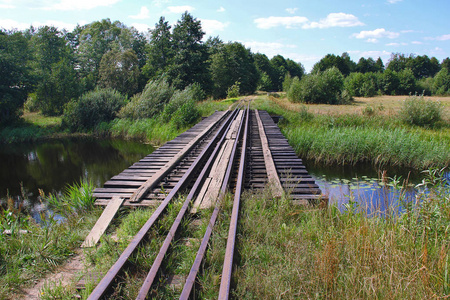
[254,110,283,198]
[191,111,244,212]
[81,196,124,248]
[129,112,226,202]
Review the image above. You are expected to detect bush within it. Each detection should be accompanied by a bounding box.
[23,93,40,113]
[170,99,200,129]
[288,67,346,104]
[162,84,202,122]
[62,88,126,132]
[227,81,240,98]
[118,77,175,119]
[397,68,416,95]
[399,95,443,127]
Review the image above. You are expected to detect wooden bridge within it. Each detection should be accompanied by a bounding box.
[82,102,324,299]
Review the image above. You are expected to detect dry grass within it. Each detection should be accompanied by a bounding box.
[269,94,450,121]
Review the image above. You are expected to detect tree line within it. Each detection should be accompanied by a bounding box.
[1,12,449,126]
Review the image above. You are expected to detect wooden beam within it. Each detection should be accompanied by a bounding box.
[254,109,283,198]
[81,196,124,248]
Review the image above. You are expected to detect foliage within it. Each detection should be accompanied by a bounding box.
[162,84,202,127]
[45,181,95,216]
[399,95,443,127]
[312,52,355,76]
[169,12,210,92]
[209,42,258,99]
[432,68,450,95]
[62,88,126,131]
[344,72,377,97]
[226,81,240,98]
[118,77,174,119]
[0,30,33,125]
[288,67,348,104]
[98,48,140,96]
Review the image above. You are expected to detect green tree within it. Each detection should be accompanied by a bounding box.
[397,69,416,95]
[312,53,354,76]
[254,53,275,91]
[31,26,79,115]
[143,17,173,80]
[75,19,145,91]
[0,30,33,125]
[209,42,258,99]
[375,57,385,72]
[441,58,450,71]
[169,12,210,91]
[99,48,140,96]
[432,68,450,95]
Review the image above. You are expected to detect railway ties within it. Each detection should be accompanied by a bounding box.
[84,102,323,299]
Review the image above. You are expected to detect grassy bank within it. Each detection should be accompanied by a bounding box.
[252,94,450,169]
[233,172,450,299]
[0,182,99,299]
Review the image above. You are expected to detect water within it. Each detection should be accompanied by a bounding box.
[305,161,422,216]
[0,138,154,219]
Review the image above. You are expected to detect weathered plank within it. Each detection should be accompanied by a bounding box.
[254,109,283,198]
[81,196,124,247]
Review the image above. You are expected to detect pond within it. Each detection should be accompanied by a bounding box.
[0,138,155,220]
[1,138,446,220]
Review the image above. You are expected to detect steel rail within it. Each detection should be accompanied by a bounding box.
[218,102,250,299]
[135,105,244,299]
[179,104,248,300]
[87,108,239,300]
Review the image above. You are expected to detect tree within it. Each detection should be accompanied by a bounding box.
[99,48,140,96]
[442,58,450,71]
[143,17,173,80]
[286,58,305,79]
[254,53,275,91]
[270,55,288,91]
[312,53,354,76]
[0,30,33,125]
[397,69,416,95]
[406,55,440,79]
[375,57,385,72]
[209,42,258,99]
[169,12,210,91]
[31,26,80,115]
[387,53,408,72]
[75,19,145,91]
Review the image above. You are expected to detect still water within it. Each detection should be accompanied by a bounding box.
[1,138,444,219]
[0,138,154,218]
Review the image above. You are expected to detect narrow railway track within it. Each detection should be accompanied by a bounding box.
[85,100,323,299]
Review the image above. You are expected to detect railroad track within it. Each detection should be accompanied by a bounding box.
[85,100,323,299]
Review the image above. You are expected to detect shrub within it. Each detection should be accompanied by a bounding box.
[227,81,240,98]
[397,68,416,95]
[399,95,443,127]
[118,77,175,119]
[288,67,346,104]
[170,99,200,129]
[62,88,125,132]
[23,93,40,113]
[162,84,202,122]
[282,73,293,92]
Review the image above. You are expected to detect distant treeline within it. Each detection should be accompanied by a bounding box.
[1,12,449,125]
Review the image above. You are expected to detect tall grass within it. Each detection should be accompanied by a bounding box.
[233,171,450,299]
[0,182,100,299]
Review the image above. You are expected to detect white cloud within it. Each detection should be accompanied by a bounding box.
[153,0,169,7]
[130,6,150,20]
[0,0,15,9]
[430,47,445,56]
[217,6,225,12]
[387,0,403,3]
[286,8,298,14]
[352,28,400,43]
[303,13,364,29]
[386,42,408,46]
[166,5,195,14]
[254,16,308,29]
[0,18,79,31]
[411,41,423,45]
[435,34,450,41]
[200,19,229,35]
[367,38,379,43]
[131,23,152,33]
[242,41,297,53]
[44,0,120,10]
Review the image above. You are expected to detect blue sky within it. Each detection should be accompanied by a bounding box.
[1,0,449,72]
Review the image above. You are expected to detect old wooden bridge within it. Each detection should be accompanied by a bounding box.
[83,101,324,299]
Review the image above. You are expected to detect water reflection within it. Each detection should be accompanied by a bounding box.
[0,138,155,215]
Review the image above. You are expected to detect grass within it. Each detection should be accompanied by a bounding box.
[233,171,450,299]
[251,94,450,169]
[0,182,100,299]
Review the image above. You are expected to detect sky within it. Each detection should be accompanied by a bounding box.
[1,0,449,72]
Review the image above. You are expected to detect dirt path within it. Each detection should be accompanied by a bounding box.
[20,250,86,299]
